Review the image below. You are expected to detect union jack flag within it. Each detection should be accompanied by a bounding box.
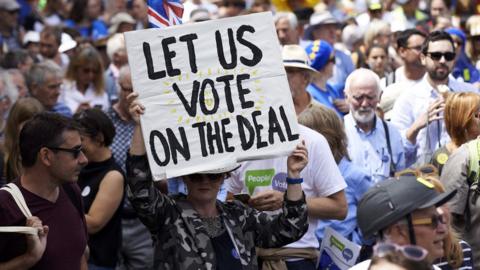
[147,0,184,28]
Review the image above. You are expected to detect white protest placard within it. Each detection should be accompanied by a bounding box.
[125,12,299,180]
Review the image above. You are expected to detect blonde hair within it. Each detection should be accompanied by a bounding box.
[4,97,44,181]
[298,104,347,163]
[364,20,391,49]
[444,92,480,147]
[106,33,126,60]
[65,46,105,95]
[421,175,464,268]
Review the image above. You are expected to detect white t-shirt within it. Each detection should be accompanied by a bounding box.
[379,67,423,120]
[225,125,347,249]
[61,81,110,113]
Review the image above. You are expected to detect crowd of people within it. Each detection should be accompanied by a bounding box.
[0,0,480,269]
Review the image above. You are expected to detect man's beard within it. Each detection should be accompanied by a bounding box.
[352,108,375,124]
[428,64,450,81]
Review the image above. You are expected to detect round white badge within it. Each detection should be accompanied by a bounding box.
[81,186,91,197]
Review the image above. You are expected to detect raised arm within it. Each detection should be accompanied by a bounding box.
[249,142,309,248]
[125,92,177,235]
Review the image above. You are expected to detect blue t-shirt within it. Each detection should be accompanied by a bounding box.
[307,83,345,118]
[316,157,373,245]
[211,230,242,270]
[51,102,73,117]
[64,19,108,41]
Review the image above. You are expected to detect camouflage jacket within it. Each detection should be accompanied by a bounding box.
[126,154,308,270]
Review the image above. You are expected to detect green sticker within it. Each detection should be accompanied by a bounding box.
[245,169,275,195]
[330,235,345,251]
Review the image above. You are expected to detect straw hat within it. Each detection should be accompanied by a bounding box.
[282,45,318,73]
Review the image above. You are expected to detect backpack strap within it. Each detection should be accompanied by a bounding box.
[382,119,396,176]
[465,139,480,231]
[1,183,31,218]
[467,140,480,186]
[385,71,396,87]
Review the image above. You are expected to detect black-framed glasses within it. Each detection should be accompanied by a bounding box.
[373,243,428,261]
[426,51,456,61]
[47,145,83,159]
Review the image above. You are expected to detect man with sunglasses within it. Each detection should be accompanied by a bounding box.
[344,68,415,184]
[0,112,89,269]
[391,30,478,165]
[351,175,456,269]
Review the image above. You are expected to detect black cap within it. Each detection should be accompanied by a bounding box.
[357,176,456,238]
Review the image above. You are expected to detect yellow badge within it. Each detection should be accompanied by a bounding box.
[436,153,449,165]
[417,177,434,189]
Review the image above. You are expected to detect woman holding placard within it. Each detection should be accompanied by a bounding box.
[126,92,308,269]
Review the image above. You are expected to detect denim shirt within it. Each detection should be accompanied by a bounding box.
[344,114,414,183]
[316,157,373,245]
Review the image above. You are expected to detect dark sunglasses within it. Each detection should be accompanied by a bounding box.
[373,243,428,261]
[189,173,225,181]
[411,214,446,229]
[47,145,83,159]
[426,51,456,61]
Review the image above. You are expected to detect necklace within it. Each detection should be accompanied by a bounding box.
[200,216,225,238]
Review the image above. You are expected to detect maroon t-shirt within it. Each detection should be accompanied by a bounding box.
[0,183,88,269]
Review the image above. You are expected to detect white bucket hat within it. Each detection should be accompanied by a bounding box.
[282,45,318,73]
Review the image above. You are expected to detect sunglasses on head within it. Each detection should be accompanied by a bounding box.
[46,145,83,159]
[426,51,456,61]
[395,164,438,178]
[373,243,428,261]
